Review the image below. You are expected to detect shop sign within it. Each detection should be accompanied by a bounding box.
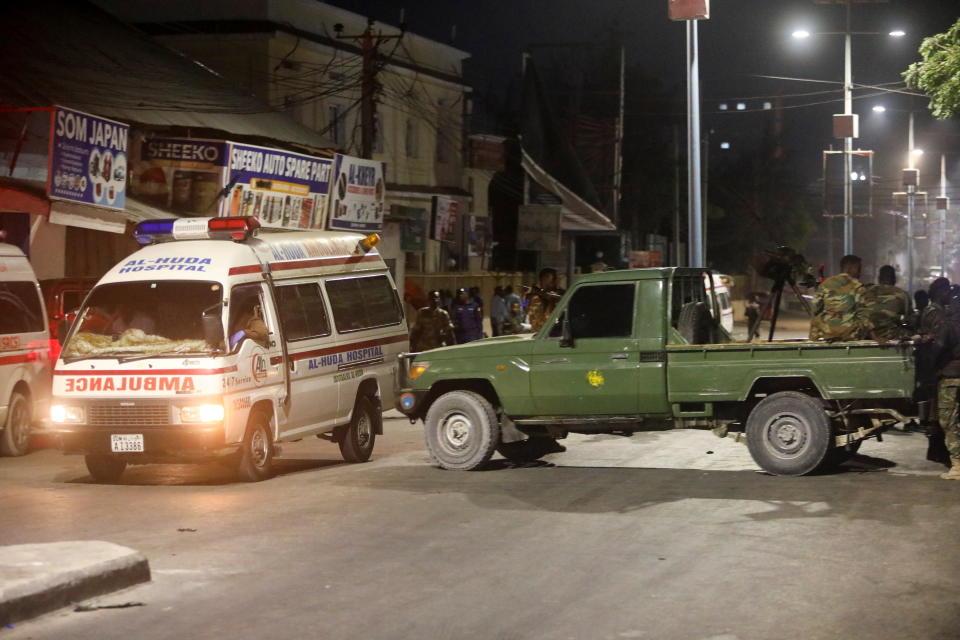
[468,216,492,257]
[48,105,129,211]
[431,196,460,242]
[226,142,333,230]
[517,205,562,252]
[392,205,428,253]
[327,154,387,232]
[133,137,228,215]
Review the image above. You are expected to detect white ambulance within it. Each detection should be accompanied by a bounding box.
[0,243,51,456]
[49,217,408,482]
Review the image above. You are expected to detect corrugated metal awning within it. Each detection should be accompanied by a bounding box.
[521,149,616,232]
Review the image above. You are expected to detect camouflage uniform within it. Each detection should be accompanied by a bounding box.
[809,273,871,341]
[526,287,563,332]
[920,301,947,337]
[937,379,960,459]
[861,283,911,340]
[409,307,455,351]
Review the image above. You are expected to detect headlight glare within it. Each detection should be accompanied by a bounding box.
[51,405,84,423]
[181,404,225,423]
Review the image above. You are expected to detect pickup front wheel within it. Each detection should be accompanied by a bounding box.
[746,391,831,476]
[424,391,500,470]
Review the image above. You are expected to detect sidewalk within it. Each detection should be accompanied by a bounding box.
[0,541,150,626]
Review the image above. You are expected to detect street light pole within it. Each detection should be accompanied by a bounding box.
[686,19,703,268]
[842,2,853,256]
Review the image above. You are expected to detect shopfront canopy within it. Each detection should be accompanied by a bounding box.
[0,0,335,154]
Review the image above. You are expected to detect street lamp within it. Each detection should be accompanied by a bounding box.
[790,19,905,257]
[872,105,886,113]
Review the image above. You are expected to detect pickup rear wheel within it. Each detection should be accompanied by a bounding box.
[424,391,500,470]
[746,391,831,476]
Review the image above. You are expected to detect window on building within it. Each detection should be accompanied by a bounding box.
[405,118,419,158]
[275,282,331,341]
[325,275,403,333]
[328,104,347,147]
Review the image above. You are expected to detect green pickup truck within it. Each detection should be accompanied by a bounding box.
[397,268,916,476]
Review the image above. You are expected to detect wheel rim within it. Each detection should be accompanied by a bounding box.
[356,412,372,449]
[9,398,29,451]
[438,411,473,456]
[250,425,269,469]
[762,412,809,459]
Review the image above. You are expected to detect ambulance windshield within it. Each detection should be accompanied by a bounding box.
[62,280,224,361]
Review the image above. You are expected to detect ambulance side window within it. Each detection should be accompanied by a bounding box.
[325,275,402,333]
[275,283,331,342]
[0,282,44,334]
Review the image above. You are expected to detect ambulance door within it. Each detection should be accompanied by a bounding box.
[324,273,406,423]
[272,281,339,436]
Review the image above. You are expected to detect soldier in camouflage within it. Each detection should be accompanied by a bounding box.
[809,254,871,341]
[920,277,951,338]
[931,295,960,479]
[410,290,456,351]
[525,268,564,332]
[862,265,911,341]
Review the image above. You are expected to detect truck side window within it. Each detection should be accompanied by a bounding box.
[566,284,635,339]
[274,283,331,342]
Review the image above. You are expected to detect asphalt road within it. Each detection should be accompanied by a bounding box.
[2,414,959,640]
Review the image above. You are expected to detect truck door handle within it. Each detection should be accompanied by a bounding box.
[609,353,629,360]
[542,357,569,364]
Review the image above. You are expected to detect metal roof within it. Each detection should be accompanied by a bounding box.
[0,0,336,153]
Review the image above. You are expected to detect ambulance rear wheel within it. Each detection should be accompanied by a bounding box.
[235,412,274,482]
[0,391,31,457]
[339,396,377,463]
[84,455,126,483]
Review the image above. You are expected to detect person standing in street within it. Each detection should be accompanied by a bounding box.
[745,294,760,339]
[501,300,527,335]
[451,287,483,344]
[525,268,564,332]
[490,286,507,337]
[410,290,455,352]
[809,254,871,341]
[862,265,911,341]
[930,302,960,479]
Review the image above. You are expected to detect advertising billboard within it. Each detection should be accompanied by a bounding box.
[132,137,228,215]
[327,154,387,232]
[48,105,129,211]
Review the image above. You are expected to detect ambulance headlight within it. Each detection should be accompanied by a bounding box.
[181,404,225,423]
[51,405,85,424]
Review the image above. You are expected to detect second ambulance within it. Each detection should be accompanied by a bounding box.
[49,217,408,482]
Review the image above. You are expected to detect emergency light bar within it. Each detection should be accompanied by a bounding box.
[134,217,261,245]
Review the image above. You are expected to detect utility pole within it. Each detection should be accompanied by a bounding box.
[612,45,625,229]
[335,18,405,159]
[842,1,854,256]
[673,124,682,266]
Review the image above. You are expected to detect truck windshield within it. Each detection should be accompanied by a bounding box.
[62,280,223,361]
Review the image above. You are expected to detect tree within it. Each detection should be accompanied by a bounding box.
[903,18,960,120]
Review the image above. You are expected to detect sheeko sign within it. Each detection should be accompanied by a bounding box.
[48,105,130,211]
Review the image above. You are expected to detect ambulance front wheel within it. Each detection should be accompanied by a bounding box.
[339,396,377,463]
[84,454,126,483]
[234,411,275,482]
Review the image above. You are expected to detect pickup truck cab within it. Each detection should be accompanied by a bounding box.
[397,268,915,476]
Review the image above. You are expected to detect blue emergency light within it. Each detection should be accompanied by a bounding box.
[133,217,261,245]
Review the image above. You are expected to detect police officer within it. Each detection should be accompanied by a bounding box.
[862,265,911,341]
[410,290,455,351]
[450,287,483,344]
[809,254,871,341]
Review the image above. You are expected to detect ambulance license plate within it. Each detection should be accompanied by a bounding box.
[110,434,144,453]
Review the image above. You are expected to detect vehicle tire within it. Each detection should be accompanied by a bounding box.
[339,396,377,463]
[84,454,126,483]
[677,301,713,344]
[824,439,862,467]
[745,391,832,476]
[424,390,500,470]
[0,391,31,457]
[497,437,565,464]
[234,411,274,482]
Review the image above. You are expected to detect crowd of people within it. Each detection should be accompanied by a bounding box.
[408,268,565,352]
[807,254,960,480]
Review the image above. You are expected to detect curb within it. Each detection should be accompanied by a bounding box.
[0,541,151,626]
